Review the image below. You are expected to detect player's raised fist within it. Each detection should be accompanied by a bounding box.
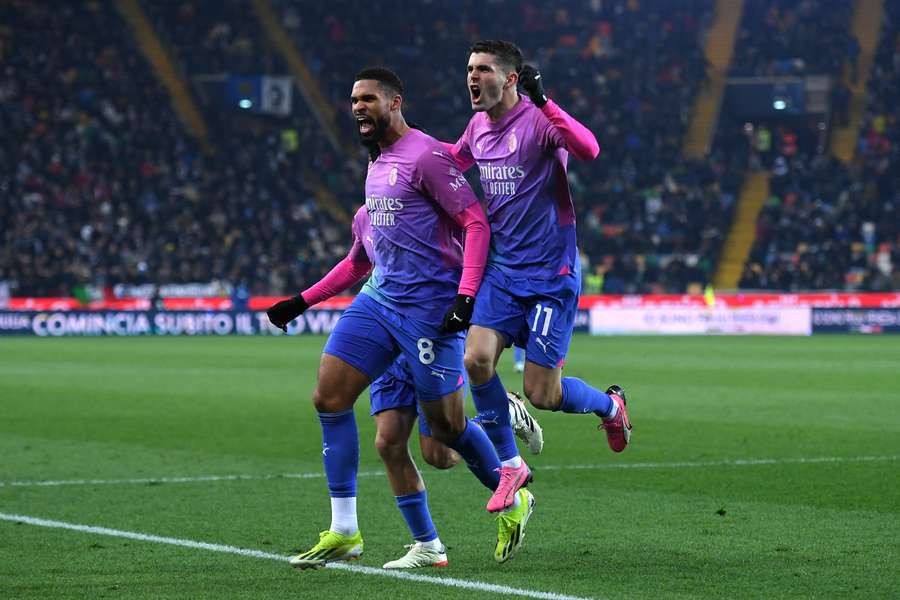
[267,294,309,332]
[518,64,547,108]
[440,294,475,333]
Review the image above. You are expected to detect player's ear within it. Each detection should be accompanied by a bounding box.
[504,69,518,90]
[390,93,402,112]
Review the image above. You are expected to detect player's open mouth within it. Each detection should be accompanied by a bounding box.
[357,116,375,135]
[470,85,481,102]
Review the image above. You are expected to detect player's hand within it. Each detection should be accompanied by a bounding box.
[441,294,475,333]
[266,294,309,332]
[519,64,547,108]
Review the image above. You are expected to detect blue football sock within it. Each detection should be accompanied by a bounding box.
[470,374,519,461]
[395,490,438,542]
[317,409,359,498]
[446,418,500,491]
[559,377,613,417]
[513,346,524,362]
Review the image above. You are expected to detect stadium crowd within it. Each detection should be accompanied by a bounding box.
[142,0,286,76]
[0,0,347,297]
[730,0,855,77]
[277,0,731,293]
[2,0,895,297]
[739,2,898,291]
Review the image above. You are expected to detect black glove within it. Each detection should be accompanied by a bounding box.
[440,294,475,333]
[518,64,547,108]
[267,294,309,332]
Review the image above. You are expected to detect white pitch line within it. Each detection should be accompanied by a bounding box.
[0,512,597,600]
[1,470,386,488]
[536,454,900,472]
[2,455,897,489]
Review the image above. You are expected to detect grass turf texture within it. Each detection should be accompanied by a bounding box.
[1,335,898,599]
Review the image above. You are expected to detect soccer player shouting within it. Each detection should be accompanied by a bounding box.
[443,40,633,512]
[267,68,534,568]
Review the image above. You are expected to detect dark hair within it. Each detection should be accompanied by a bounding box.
[354,67,404,95]
[468,40,523,74]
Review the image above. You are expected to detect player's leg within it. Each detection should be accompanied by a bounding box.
[416,400,461,469]
[417,384,534,561]
[466,267,533,510]
[290,296,396,569]
[419,433,461,469]
[416,385,502,492]
[369,361,448,568]
[395,319,502,494]
[521,281,631,452]
[373,407,448,569]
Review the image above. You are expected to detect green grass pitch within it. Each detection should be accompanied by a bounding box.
[1,335,898,599]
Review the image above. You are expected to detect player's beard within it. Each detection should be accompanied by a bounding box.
[357,113,391,150]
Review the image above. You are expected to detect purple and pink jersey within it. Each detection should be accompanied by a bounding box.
[450,96,598,279]
[350,206,374,264]
[360,128,482,322]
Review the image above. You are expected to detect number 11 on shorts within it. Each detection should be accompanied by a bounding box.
[531,304,553,336]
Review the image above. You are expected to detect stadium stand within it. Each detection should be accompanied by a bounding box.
[273,0,732,293]
[730,0,854,77]
[739,1,898,291]
[0,1,348,297]
[3,0,892,297]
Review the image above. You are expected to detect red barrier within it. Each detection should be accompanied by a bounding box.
[7,292,900,311]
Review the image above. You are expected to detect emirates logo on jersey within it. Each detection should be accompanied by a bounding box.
[388,166,398,185]
[508,131,518,152]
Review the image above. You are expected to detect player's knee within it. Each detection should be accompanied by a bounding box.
[374,431,405,461]
[426,416,465,444]
[523,381,559,411]
[464,349,495,384]
[311,386,335,412]
[312,384,352,413]
[422,444,460,470]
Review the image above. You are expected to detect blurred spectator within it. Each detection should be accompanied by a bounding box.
[274,0,721,293]
[740,2,898,290]
[6,0,889,298]
[0,1,347,297]
[731,0,853,77]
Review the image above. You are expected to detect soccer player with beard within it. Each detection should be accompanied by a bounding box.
[269,202,540,567]
[267,67,535,568]
[441,40,633,513]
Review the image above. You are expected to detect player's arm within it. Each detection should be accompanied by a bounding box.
[519,64,600,160]
[438,139,476,172]
[437,118,477,171]
[415,149,490,332]
[441,201,489,332]
[266,225,372,332]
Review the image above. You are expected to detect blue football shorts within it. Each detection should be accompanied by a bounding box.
[323,292,465,401]
[368,355,432,437]
[471,263,581,369]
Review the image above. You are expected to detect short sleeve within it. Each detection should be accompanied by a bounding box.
[413,147,479,217]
